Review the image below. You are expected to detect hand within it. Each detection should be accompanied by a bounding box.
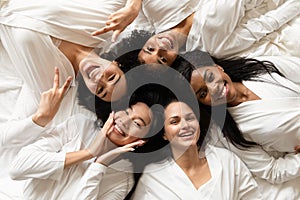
[92,5,140,42]
[86,112,115,157]
[95,140,145,166]
[295,146,300,154]
[32,67,72,127]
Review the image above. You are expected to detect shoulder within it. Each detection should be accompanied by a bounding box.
[206,145,242,163]
[143,158,172,174]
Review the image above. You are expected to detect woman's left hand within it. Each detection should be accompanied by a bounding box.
[95,140,145,166]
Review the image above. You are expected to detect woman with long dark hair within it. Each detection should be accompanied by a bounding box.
[174,50,300,199]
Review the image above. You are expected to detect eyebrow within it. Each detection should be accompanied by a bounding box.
[142,48,151,55]
[168,116,179,121]
[138,116,147,127]
[99,91,107,99]
[113,75,121,86]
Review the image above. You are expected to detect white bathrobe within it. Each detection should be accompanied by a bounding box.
[133,0,300,58]
[132,145,262,200]
[211,64,300,199]
[10,114,134,200]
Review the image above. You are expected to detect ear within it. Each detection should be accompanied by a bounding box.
[216,65,224,72]
[163,134,168,141]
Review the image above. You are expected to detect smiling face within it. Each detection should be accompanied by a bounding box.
[107,102,153,146]
[163,102,200,150]
[138,30,179,66]
[79,54,127,102]
[190,65,236,106]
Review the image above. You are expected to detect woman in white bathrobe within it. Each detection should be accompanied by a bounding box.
[100,0,300,66]
[174,50,300,199]
[132,98,262,200]
[9,73,159,200]
[0,0,140,199]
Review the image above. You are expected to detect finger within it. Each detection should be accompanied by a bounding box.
[92,26,114,36]
[112,30,122,42]
[124,140,145,148]
[53,67,60,89]
[60,76,72,94]
[103,112,115,134]
[106,112,114,126]
[106,18,117,25]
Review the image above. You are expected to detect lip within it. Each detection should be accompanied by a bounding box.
[178,131,194,137]
[157,35,174,49]
[113,123,126,137]
[216,82,229,101]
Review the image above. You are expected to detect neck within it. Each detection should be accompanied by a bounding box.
[172,13,194,36]
[172,145,203,170]
[228,82,251,106]
[171,13,194,48]
[58,40,93,75]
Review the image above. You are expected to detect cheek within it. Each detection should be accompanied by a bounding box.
[203,96,212,106]
[86,83,97,94]
[129,127,149,139]
[164,126,178,140]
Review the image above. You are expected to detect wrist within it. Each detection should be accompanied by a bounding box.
[84,149,96,160]
[32,112,48,127]
[126,0,142,12]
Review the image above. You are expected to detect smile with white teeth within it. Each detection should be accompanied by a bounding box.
[158,37,173,49]
[114,124,126,136]
[217,83,228,100]
[87,65,101,80]
[178,131,194,137]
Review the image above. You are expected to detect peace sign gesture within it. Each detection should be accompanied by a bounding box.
[32,67,72,127]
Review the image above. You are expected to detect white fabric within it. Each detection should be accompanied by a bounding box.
[0,0,128,198]
[208,69,300,198]
[186,0,300,58]
[139,0,199,34]
[10,114,134,200]
[0,0,126,48]
[210,125,300,199]
[228,73,300,153]
[134,0,300,58]
[132,145,262,200]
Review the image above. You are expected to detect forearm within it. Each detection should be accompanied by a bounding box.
[64,149,94,168]
[207,0,300,58]
[230,144,300,184]
[10,148,65,181]
[125,0,142,12]
[0,117,46,148]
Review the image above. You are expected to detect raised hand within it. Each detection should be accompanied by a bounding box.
[32,67,72,127]
[95,139,145,166]
[86,112,115,157]
[92,0,142,42]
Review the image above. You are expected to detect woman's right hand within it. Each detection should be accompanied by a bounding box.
[32,67,72,127]
[86,112,115,157]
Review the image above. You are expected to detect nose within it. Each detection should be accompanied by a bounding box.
[120,115,131,129]
[207,82,220,99]
[181,119,189,130]
[92,72,103,83]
